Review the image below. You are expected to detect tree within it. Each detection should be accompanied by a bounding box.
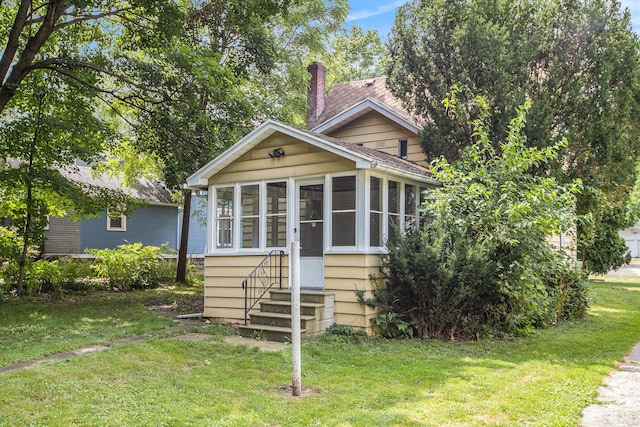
[0,72,131,294]
[329,25,387,84]
[0,0,180,116]
[0,0,180,292]
[371,94,586,339]
[386,0,640,271]
[126,0,349,282]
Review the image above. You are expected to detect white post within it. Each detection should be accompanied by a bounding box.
[290,240,302,396]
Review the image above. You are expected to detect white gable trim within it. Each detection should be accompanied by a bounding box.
[310,98,422,135]
[185,120,376,189]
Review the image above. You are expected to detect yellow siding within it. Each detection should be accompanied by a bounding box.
[203,253,383,334]
[324,253,382,334]
[327,111,427,167]
[210,134,354,186]
[203,255,289,321]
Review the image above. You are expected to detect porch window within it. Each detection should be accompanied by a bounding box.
[266,182,287,247]
[332,176,356,247]
[419,186,428,227]
[370,176,383,247]
[216,187,233,248]
[388,180,400,245]
[404,184,416,231]
[240,184,259,248]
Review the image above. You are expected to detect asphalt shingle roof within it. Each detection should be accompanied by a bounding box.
[307,77,422,130]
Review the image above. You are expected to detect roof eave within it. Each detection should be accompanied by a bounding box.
[371,163,438,185]
[185,120,377,187]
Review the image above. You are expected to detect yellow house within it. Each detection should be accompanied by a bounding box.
[186,63,436,340]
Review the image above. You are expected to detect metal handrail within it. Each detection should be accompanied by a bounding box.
[241,250,285,325]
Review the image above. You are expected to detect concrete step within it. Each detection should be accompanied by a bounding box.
[249,312,316,329]
[269,289,332,304]
[259,300,324,316]
[238,324,307,343]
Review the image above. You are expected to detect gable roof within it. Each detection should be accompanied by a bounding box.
[62,166,175,206]
[4,158,175,206]
[185,120,435,189]
[307,77,422,134]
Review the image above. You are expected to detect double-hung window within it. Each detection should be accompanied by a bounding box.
[332,176,356,247]
[240,184,260,248]
[370,177,383,247]
[404,184,416,231]
[216,187,234,248]
[266,182,287,248]
[215,182,288,251]
[388,180,400,245]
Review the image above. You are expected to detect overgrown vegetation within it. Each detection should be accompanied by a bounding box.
[87,243,177,290]
[362,95,589,340]
[0,243,185,297]
[387,0,640,273]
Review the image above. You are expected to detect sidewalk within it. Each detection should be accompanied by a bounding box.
[581,341,640,426]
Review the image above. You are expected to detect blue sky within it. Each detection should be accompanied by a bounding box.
[347,0,640,39]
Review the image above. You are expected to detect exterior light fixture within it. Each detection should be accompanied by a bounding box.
[268,147,285,158]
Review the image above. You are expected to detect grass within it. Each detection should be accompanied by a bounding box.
[0,282,204,367]
[0,276,639,426]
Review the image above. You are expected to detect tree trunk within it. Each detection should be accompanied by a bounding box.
[176,190,192,283]
[16,173,33,296]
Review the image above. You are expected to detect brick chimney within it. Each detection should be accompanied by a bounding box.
[307,62,326,128]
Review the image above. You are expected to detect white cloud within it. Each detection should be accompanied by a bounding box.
[347,1,406,21]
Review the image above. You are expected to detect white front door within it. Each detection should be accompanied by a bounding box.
[297,181,324,289]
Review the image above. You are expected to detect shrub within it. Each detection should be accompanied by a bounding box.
[370,223,504,340]
[87,243,176,290]
[361,95,589,340]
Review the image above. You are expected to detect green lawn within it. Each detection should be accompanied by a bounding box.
[1,277,639,426]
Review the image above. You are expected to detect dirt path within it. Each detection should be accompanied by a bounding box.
[581,341,640,426]
[0,306,286,374]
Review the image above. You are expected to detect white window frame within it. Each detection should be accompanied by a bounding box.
[329,173,357,250]
[368,174,384,249]
[214,186,234,249]
[208,180,290,254]
[106,209,126,231]
[264,180,289,250]
[239,182,261,250]
[404,183,417,232]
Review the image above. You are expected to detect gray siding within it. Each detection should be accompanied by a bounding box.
[80,205,179,252]
[43,217,80,255]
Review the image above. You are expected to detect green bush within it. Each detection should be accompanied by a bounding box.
[87,243,176,290]
[0,257,101,297]
[371,223,504,340]
[360,95,590,340]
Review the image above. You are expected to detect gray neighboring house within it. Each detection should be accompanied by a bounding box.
[43,164,207,257]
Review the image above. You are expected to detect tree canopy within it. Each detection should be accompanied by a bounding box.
[386,0,640,270]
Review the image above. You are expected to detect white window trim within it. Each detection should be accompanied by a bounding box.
[214,186,235,250]
[327,172,358,251]
[238,182,261,251]
[264,179,290,251]
[106,209,126,231]
[204,174,427,255]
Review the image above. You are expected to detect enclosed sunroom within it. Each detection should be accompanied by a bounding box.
[186,120,436,335]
